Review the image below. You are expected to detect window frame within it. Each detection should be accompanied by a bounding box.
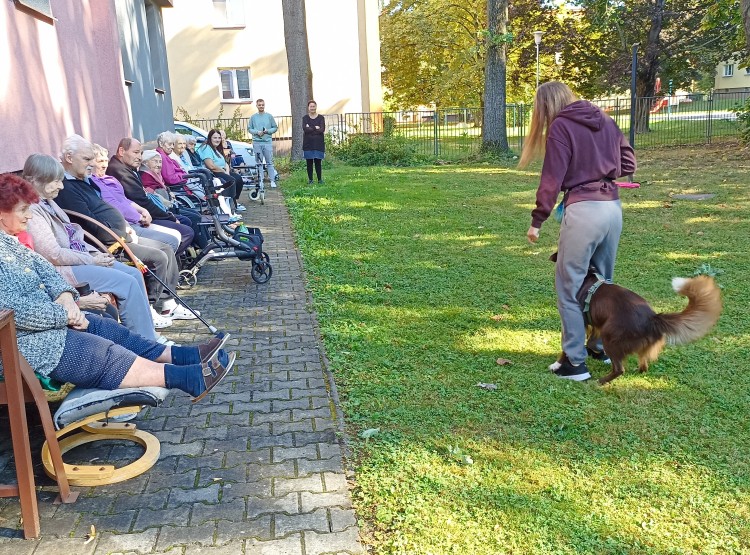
[14,0,53,19]
[218,68,253,104]
[212,0,245,29]
[723,64,734,77]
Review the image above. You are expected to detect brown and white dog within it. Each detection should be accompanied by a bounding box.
[580,271,722,384]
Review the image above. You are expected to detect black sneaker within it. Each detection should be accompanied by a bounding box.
[551,355,591,381]
[586,347,611,364]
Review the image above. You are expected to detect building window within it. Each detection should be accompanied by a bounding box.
[219,68,252,102]
[724,64,734,77]
[213,0,245,28]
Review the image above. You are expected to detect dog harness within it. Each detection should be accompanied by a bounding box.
[581,272,608,325]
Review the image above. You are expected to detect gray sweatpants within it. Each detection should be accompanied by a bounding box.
[555,200,622,364]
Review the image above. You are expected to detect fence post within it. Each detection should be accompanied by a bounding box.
[707,91,713,145]
[433,109,439,157]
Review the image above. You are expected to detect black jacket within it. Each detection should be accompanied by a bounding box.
[55,177,129,246]
[106,156,174,221]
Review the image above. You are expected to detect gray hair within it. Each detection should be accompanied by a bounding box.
[92,143,109,159]
[156,131,176,147]
[184,135,197,146]
[61,134,93,158]
[22,153,64,188]
[174,134,187,145]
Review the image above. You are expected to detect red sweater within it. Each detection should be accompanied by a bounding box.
[531,100,636,229]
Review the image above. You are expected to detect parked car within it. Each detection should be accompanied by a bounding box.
[174,121,255,167]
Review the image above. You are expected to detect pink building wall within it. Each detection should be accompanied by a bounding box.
[1,1,130,173]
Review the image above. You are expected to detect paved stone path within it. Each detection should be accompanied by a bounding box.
[0,186,364,554]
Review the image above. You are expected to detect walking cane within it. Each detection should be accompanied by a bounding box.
[62,210,220,335]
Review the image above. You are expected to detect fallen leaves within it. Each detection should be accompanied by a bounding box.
[84,524,96,545]
[496,358,512,366]
[476,382,498,391]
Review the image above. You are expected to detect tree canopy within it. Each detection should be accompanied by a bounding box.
[380,0,744,110]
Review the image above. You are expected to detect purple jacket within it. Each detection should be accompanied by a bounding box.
[157,147,188,185]
[90,174,142,224]
[531,100,636,229]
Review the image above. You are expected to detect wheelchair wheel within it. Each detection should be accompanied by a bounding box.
[178,270,198,289]
[249,188,261,202]
[251,259,273,284]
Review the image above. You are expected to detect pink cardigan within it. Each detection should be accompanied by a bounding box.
[157,147,188,185]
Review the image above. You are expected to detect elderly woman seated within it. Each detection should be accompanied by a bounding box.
[0,173,234,400]
[170,133,213,199]
[156,132,207,199]
[22,154,169,338]
[89,145,182,254]
[140,149,205,246]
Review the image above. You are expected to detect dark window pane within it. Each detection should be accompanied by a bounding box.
[220,70,234,99]
[237,69,251,99]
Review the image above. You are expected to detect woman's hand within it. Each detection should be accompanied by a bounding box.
[77,292,108,311]
[55,292,88,329]
[92,252,115,267]
[527,226,540,243]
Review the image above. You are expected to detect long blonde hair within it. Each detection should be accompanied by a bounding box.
[518,82,578,169]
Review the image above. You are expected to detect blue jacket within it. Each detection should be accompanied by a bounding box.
[248,112,277,143]
[0,232,77,378]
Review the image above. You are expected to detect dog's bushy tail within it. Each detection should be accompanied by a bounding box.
[652,275,722,345]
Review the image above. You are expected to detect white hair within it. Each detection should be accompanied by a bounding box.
[184,135,197,146]
[140,149,160,170]
[61,134,93,158]
[156,131,176,147]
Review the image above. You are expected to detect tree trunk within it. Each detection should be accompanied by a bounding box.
[634,0,665,134]
[281,0,314,161]
[481,0,509,153]
[743,0,750,52]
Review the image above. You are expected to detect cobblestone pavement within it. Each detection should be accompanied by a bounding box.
[0,185,364,554]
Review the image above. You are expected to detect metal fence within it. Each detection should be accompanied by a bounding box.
[590,91,747,149]
[190,91,746,161]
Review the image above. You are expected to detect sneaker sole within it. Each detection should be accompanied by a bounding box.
[555,372,592,382]
[192,352,236,403]
[169,313,199,320]
[154,321,173,329]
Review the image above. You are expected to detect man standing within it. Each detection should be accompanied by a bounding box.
[248,99,279,187]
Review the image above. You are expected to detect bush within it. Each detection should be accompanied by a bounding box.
[383,115,396,138]
[731,97,750,144]
[335,135,428,166]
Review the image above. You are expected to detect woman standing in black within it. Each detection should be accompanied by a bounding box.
[302,100,326,184]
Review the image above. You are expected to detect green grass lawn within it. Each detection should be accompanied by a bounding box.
[283,144,750,554]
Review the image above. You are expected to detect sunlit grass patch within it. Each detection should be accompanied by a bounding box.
[285,144,750,554]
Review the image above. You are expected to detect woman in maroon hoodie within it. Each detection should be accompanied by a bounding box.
[519,81,636,381]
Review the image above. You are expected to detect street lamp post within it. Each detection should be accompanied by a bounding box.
[533,31,543,90]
